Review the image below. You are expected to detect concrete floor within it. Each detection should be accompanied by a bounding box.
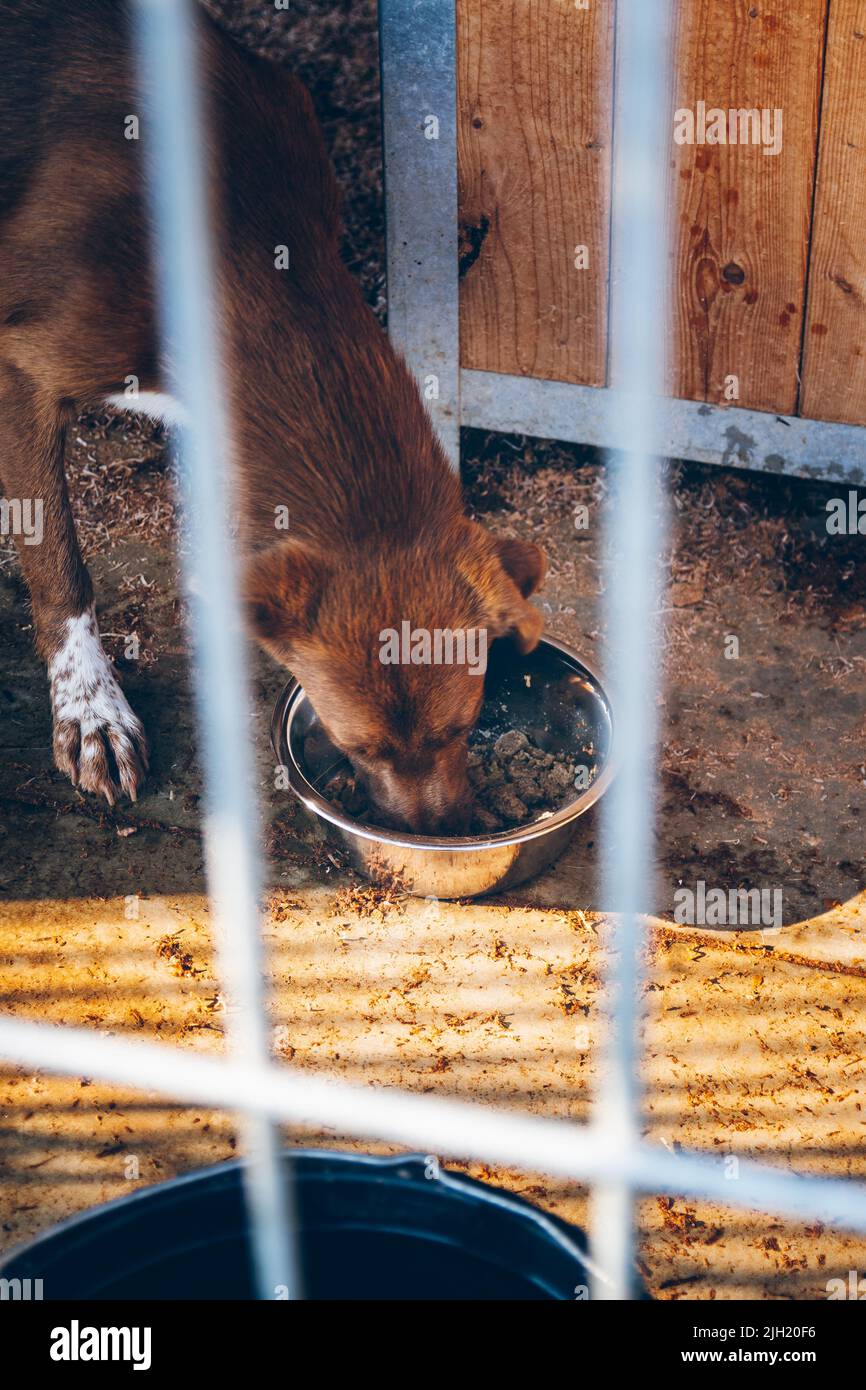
[1,435,864,1300]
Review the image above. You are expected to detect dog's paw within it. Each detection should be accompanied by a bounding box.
[48,607,149,805]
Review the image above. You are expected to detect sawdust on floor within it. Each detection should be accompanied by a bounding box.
[1,888,865,1300]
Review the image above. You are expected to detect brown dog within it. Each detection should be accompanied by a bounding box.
[0,1,544,832]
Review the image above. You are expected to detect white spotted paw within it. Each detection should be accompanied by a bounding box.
[48,606,149,805]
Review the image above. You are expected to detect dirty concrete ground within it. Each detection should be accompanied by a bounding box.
[1,0,865,1300]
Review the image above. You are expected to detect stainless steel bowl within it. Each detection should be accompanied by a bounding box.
[271,635,615,899]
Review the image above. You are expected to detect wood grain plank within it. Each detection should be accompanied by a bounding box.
[457,0,614,387]
[800,1,866,425]
[669,0,827,414]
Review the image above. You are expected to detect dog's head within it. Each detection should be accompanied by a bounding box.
[245,520,545,833]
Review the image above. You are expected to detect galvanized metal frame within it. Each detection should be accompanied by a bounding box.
[462,370,866,484]
[0,0,864,1305]
[379,0,461,467]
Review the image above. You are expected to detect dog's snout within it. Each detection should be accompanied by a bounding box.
[407,799,471,836]
[361,752,471,836]
[402,801,470,837]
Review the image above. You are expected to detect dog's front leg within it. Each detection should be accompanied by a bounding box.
[0,370,148,803]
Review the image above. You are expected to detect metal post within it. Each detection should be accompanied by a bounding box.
[379,0,461,468]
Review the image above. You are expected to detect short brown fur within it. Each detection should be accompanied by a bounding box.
[0,1,545,829]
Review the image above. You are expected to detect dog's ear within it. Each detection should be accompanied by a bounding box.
[460,524,547,654]
[243,541,329,656]
[491,535,547,599]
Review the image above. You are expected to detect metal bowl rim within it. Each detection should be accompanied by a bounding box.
[270,634,617,853]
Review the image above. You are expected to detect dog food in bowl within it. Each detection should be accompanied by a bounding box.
[467,729,596,832]
[325,727,597,835]
[272,636,614,898]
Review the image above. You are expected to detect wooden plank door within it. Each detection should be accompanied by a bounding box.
[668,0,828,416]
[457,0,615,387]
[800,0,866,425]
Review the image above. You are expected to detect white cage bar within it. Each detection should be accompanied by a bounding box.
[589,0,674,1301]
[0,0,864,1301]
[130,0,297,1300]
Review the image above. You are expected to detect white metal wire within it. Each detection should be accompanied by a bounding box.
[0,0,864,1303]
[131,0,296,1300]
[591,0,676,1301]
[2,1016,866,1237]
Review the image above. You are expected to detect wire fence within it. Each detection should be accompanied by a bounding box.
[0,0,864,1300]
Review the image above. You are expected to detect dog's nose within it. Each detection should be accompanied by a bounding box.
[370,788,471,837]
[361,757,472,836]
[378,801,462,837]
[428,802,471,836]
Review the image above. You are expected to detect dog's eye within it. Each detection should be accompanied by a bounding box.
[425,725,472,751]
[450,723,473,738]
[348,744,392,763]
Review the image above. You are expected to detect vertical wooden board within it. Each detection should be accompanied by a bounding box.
[800,2,866,425]
[457,0,614,387]
[669,0,827,415]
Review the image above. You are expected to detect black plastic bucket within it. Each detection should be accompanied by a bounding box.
[0,1151,595,1300]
